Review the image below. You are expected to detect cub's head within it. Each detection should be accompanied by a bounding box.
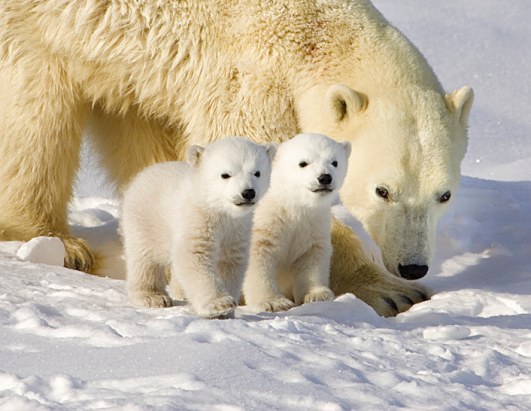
[187,137,275,217]
[270,133,351,208]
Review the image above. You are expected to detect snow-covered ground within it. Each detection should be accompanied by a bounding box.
[2,1,531,410]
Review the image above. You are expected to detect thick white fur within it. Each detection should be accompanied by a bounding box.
[244,133,351,312]
[0,0,473,315]
[121,137,274,318]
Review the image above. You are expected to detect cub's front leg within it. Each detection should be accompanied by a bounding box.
[292,239,335,305]
[172,233,236,319]
[217,234,251,304]
[243,226,296,313]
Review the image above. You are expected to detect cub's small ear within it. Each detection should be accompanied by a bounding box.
[445,86,474,127]
[264,143,278,163]
[341,141,352,159]
[325,84,366,124]
[187,145,204,166]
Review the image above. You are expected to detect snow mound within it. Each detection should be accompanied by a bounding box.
[16,237,65,267]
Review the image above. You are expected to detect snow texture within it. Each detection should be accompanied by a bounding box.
[2,1,531,410]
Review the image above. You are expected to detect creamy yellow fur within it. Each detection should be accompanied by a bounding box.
[0,0,472,315]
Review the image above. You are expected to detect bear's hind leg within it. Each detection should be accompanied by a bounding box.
[0,54,93,271]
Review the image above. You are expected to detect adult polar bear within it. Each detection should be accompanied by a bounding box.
[0,0,472,316]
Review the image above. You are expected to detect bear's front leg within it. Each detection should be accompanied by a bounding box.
[173,237,236,319]
[292,242,335,306]
[242,264,296,313]
[329,219,431,317]
[217,241,249,305]
[243,239,296,313]
[168,272,187,301]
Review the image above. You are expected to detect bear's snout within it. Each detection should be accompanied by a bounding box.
[318,174,332,185]
[398,264,429,280]
[241,189,256,200]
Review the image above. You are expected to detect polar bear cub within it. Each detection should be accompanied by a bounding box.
[243,133,351,312]
[122,137,275,319]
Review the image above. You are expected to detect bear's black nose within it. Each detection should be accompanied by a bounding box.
[241,189,256,200]
[398,264,429,280]
[318,174,332,185]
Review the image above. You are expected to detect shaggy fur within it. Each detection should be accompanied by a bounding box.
[121,137,274,318]
[244,134,351,312]
[0,0,472,316]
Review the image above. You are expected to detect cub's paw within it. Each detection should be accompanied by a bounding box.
[168,281,187,301]
[60,235,95,273]
[253,296,296,313]
[304,287,335,304]
[130,293,173,308]
[201,295,237,319]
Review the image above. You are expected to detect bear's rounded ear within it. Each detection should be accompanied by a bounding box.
[187,145,204,166]
[325,84,365,124]
[264,143,278,163]
[445,86,474,127]
[341,141,352,159]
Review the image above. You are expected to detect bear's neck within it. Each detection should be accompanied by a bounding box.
[192,202,252,228]
[265,188,334,218]
[288,1,445,129]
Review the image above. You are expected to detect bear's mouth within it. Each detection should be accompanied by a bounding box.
[311,187,333,194]
[235,201,255,207]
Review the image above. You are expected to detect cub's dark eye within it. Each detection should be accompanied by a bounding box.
[299,161,308,168]
[221,173,231,179]
[332,161,338,168]
[375,186,390,201]
[439,191,451,203]
[254,171,261,177]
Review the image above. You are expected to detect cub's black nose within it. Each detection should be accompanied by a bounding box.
[241,189,256,200]
[318,174,332,185]
[398,264,429,280]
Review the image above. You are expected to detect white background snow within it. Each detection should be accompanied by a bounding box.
[2,1,531,409]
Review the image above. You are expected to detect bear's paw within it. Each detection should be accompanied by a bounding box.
[303,287,335,304]
[254,297,296,313]
[201,295,237,319]
[362,275,431,317]
[61,236,95,273]
[131,293,173,308]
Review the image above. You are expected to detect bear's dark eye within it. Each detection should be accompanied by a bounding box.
[332,161,338,168]
[375,186,390,201]
[254,171,261,177]
[299,161,308,168]
[439,191,451,203]
[221,173,231,179]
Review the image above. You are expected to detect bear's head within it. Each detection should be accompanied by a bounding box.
[270,133,351,209]
[187,137,276,218]
[298,84,473,280]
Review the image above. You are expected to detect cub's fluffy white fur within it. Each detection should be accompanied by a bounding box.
[122,137,275,318]
[244,133,351,312]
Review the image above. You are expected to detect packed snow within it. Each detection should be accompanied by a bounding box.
[2,1,531,410]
